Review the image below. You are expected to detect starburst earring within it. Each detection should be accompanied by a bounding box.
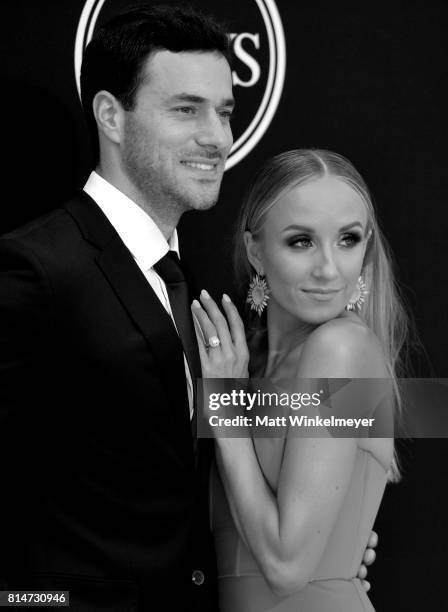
[247,274,270,316]
[345,276,368,312]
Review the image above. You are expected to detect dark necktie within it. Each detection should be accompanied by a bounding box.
[153,251,201,449]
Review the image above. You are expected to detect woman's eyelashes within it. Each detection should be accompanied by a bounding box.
[287,235,313,249]
[286,232,363,249]
[340,232,363,247]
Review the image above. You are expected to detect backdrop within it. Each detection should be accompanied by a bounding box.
[2,1,447,608]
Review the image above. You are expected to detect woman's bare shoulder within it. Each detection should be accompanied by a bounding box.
[297,314,389,378]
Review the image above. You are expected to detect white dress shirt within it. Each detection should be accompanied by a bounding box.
[84,171,194,418]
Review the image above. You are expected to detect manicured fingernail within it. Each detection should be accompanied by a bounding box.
[222,293,231,303]
[201,289,210,299]
[192,299,201,308]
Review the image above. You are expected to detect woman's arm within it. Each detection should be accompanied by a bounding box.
[215,432,358,595]
[193,294,387,596]
[215,320,389,596]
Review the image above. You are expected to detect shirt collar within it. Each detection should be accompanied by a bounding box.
[83,171,178,269]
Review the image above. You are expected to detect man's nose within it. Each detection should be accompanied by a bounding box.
[312,247,339,280]
[195,112,232,151]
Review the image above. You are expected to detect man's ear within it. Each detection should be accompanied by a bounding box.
[92,90,124,145]
[244,231,264,275]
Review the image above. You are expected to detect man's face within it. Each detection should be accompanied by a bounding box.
[121,50,234,214]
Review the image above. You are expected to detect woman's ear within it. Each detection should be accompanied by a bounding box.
[244,231,264,275]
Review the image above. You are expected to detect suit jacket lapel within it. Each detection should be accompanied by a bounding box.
[64,192,191,428]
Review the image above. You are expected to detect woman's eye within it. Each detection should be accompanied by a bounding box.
[340,233,362,247]
[289,236,313,249]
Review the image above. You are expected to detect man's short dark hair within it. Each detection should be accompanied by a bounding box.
[80,4,232,160]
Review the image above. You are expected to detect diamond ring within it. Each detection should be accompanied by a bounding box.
[206,335,221,349]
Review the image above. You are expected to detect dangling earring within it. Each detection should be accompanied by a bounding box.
[247,274,270,316]
[345,276,368,312]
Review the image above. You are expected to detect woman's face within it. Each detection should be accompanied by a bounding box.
[247,175,371,328]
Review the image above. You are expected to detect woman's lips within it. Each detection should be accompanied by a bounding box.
[303,288,342,294]
[301,288,343,300]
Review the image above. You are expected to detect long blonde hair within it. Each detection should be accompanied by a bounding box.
[234,149,410,478]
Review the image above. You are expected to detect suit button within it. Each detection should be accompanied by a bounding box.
[192,570,205,586]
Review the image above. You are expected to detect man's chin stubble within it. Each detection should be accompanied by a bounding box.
[179,184,221,212]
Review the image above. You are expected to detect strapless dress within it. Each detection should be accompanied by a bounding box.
[210,446,387,611]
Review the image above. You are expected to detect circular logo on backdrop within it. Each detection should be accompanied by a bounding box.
[74,0,286,170]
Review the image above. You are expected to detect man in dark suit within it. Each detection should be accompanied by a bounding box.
[0,5,234,611]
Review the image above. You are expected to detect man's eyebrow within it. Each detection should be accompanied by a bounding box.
[282,221,364,233]
[168,93,235,107]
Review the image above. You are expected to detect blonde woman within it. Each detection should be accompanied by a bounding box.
[192,150,407,611]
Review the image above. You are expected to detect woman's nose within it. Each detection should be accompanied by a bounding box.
[312,248,339,280]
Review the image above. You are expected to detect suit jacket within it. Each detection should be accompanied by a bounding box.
[0,192,218,611]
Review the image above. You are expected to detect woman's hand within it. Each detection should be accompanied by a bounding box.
[357,530,378,592]
[191,290,249,379]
